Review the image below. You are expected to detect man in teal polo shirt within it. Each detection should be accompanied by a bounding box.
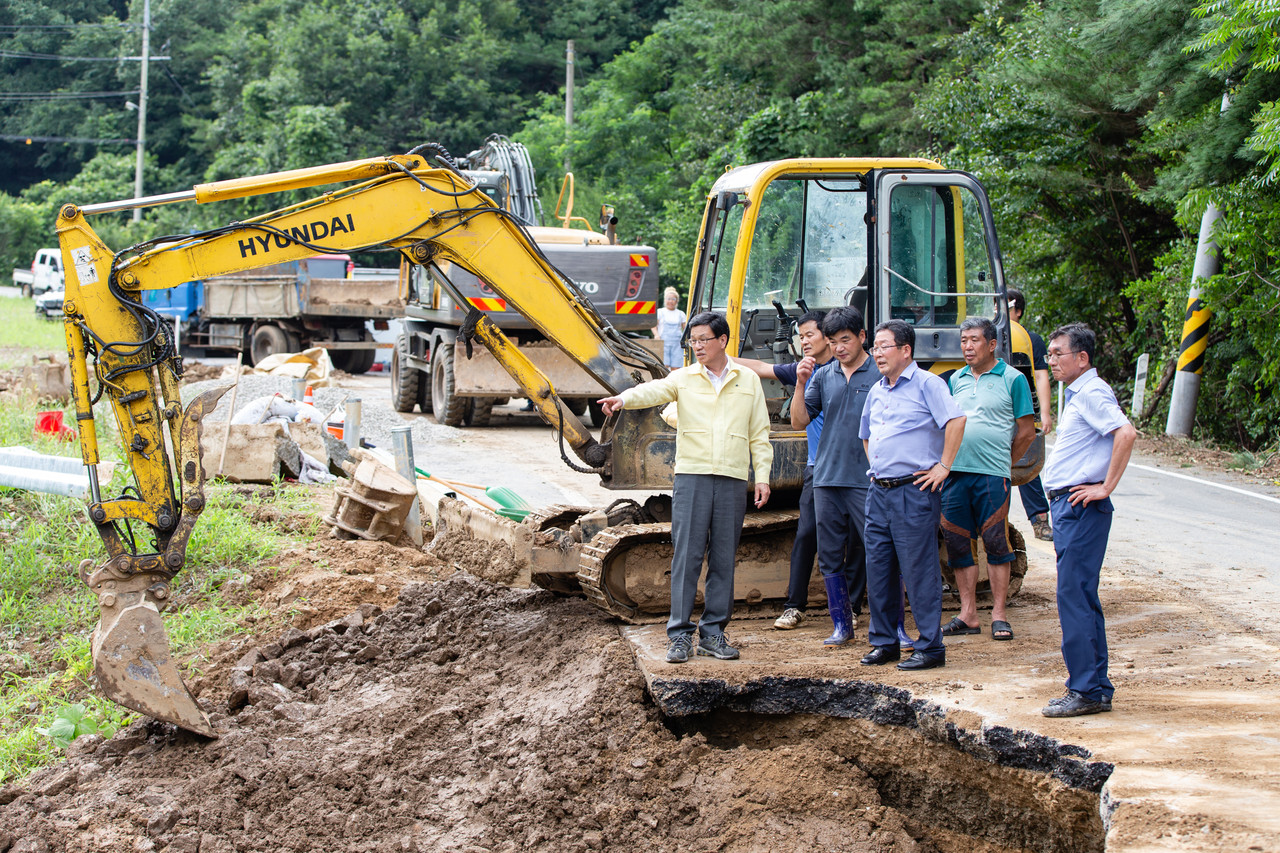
[940,317,1035,641]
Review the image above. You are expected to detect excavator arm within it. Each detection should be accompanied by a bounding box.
[56,149,666,734]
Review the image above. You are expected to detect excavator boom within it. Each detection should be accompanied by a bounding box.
[57,149,671,734]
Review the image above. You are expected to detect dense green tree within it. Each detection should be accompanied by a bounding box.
[520,0,987,289]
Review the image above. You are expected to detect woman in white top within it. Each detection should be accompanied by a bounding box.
[654,287,687,369]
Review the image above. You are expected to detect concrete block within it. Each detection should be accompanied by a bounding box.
[200,423,291,483]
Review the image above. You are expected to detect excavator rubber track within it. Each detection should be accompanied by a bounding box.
[575,508,801,623]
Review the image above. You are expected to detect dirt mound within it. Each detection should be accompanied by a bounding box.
[180,361,226,384]
[0,575,928,853]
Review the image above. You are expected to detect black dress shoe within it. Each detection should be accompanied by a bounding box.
[1041,690,1106,717]
[859,646,901,666]
[896,650,945,670]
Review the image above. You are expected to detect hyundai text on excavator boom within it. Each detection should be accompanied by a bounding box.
[56,146,1040,735]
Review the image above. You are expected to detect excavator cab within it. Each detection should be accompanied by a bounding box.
[687,160,1012,377]
[604,159,1036,495]
[673,158,1040,488]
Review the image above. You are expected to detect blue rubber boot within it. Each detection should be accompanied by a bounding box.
[822,575,854,646]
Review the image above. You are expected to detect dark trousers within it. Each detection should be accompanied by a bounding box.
[783,466,819,611]
[1019,474,1050,519]
[668,473,748,640]
[1051,494,1115,701]
[813,485,868,615]
[865,484,944,655]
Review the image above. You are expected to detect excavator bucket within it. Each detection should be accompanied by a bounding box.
[79,386,231,738]
[84,564,216,737]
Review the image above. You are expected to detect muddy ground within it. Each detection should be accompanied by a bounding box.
[3,571,974,853]
[0,475,1092,853]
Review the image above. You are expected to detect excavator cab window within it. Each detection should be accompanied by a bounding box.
[875,170,1008,365]
[702,191,745,315]
[884,181,999,327]
[740,178,868,316]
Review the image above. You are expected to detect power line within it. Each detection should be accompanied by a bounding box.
[0,133,135,145]
[0,90,140,101]
[0,49,169,62]
[0,24,130,31]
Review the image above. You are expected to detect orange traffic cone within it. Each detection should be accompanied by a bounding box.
[303,385,314,406]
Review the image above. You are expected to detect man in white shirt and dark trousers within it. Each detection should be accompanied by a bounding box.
[1039,323,1137,717]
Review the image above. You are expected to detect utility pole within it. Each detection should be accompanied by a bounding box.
[565,40,574,175]
[1164,203,1220,436]
[1165,91,1230,437]
[132,0,151,223]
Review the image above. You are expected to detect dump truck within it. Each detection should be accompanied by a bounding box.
[55,145,1039,735]
[391,135,661,426]
[139,253,400,372]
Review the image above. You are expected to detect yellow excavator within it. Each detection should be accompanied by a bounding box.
[56,146,1039,735]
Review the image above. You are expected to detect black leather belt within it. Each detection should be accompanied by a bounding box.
[872,474,916,489]
[1048,482,1102,500]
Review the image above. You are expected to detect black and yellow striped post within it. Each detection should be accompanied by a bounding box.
[1166,204,1222,436]
[1176,295,1212,375]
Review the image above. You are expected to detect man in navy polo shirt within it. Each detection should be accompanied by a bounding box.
[793,306,881,646]
[858,319,966,670]
[1040,323,1136,717]
[734,310,833,631]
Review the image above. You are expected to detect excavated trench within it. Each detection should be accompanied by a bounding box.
[640,664,1111,852]
[664,709,1106,853]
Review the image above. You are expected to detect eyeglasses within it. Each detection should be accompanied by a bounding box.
[870,344,903,354]
[688,337,721,347]
[1045,350,1079,362]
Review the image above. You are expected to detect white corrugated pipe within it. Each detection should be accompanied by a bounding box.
[0,447,91,498]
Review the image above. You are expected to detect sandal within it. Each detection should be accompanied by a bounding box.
[991,620,1014,641]
[941,616,980,636]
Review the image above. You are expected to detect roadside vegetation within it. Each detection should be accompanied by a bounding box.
[0,300,316,783]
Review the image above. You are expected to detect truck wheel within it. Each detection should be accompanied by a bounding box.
[430,344,472,427]
[333,348,376,374]
[469,397,495,427]
[391,335,421,413]
[564,399,588,417]
[249,324,291,366]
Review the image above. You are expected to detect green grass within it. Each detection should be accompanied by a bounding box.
[0,294,65,367]
[0,389,317,783]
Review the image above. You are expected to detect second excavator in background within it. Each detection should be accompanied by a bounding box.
[391,135,662,427]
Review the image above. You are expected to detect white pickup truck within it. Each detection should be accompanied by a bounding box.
[12,248,64,298]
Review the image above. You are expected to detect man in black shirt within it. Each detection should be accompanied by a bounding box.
[1008,289,1054,542]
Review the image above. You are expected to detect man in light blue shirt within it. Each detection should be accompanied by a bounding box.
[858,320,966,670]
[1039,323,1136,718]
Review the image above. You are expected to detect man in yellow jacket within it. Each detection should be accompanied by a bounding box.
[599,311,773,663]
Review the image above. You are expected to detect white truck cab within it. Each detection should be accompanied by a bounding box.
[12,248,64,295]
[30,248,64,296]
